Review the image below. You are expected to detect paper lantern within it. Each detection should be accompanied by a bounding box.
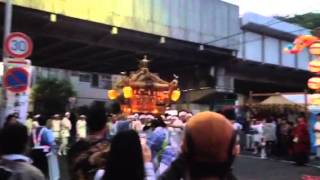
[309,94,320,105]
[171,90,181,102]
[309,42,320,56]
[123,86,133,98]
[108,90,118,100]
[308,77,320,90]
[309,60,320,73]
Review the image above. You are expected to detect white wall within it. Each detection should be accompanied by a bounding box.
[69,76,109,106]
[32,67,117,107]
[240,13,312,70]
[281,41,295,68]
[264,37,279,65]
[244,32,262,62]
[297,49,309,70]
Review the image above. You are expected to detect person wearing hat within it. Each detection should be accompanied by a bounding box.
[76,115,87,140]
[59,112,72,156]
[159,111,239,180]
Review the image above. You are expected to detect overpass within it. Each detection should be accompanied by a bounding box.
[0,0,311,110]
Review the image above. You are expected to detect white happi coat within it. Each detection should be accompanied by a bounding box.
[61,118,72,138]
[76,120,87,138]
[51,119,61,139]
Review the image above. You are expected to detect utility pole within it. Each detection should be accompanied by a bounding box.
[1,0,12,126]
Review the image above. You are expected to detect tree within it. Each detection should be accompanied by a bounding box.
[32,78,76,116]
[275,13,320,34]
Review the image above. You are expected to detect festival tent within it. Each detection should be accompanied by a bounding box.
[260,94,298,105]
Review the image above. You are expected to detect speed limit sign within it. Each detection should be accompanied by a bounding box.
[4,32,33,58]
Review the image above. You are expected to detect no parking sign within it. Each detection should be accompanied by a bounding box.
[3,67,29,93]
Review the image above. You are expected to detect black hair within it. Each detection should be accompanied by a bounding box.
[0,124,28,154]
[103,130,145,180]
[317,113,320,117]
[87,103,107,133]
[3,114,18,127]
[27,112,33,119]
[266,118,273,123]
[298,112,306,118]
[142,116,166,131]
[36,115,47,126]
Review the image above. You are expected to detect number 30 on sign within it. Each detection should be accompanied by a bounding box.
[4,32,33,59]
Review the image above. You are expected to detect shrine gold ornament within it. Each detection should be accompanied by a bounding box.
[171,90,181,102]
[123,86,133,98]
[108,56,180,114]
[108,90,118,100]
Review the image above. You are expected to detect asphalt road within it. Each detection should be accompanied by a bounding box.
[59,155,320,180]
[233,155,320,180]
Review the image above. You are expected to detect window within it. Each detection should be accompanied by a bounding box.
[79,73,91,82]
[99,74,112,89]
[91,74,99,87]
[71,71,79,76]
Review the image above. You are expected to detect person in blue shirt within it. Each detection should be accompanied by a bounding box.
[29,114,55,178]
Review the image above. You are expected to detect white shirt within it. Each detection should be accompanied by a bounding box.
[61,118,72,138]
[76,120,87,138]
[252,124,264,142]
[51,120,61,132]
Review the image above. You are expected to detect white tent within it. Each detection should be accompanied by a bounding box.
[260,95,297,105]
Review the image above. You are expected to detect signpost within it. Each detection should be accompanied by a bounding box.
[2,32,33,124]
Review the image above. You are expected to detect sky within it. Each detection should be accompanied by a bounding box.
[223,0,320,16]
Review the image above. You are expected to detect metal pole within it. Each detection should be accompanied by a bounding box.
[1,0,12,126]
[3,0,12,41]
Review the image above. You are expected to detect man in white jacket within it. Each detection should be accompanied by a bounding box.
[76,115,87,140]
[58,112,72,156]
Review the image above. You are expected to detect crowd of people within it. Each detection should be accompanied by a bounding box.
[0,104,241,180]
[241,113,314,165]
[2,105,319,180]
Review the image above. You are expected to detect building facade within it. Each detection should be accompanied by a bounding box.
[0,1,312,113]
